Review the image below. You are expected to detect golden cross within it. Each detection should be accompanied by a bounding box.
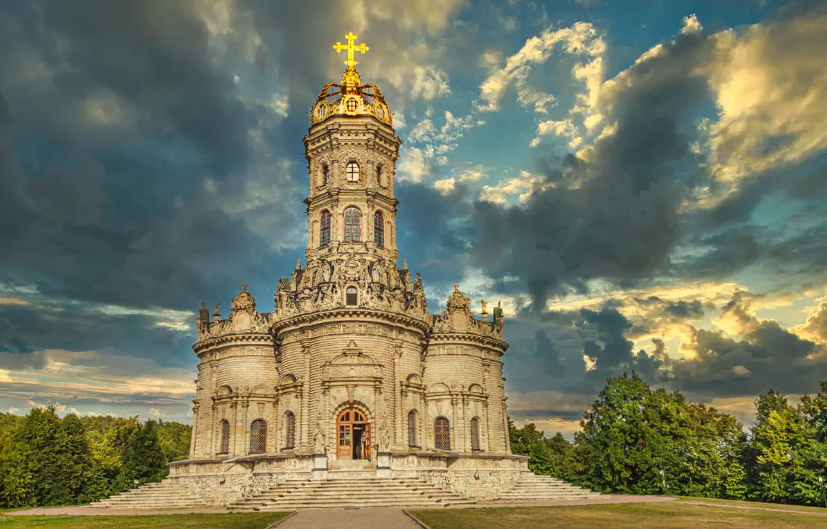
[333,32,369,69]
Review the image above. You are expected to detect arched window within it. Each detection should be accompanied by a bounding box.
[321,164,329,186]
[320,211,331,247]
[346,286,358,306]
[434,417,450,450]
[346,161,360,182]
[284,412,295,449]
[408,410,417,447]
[470,417,481,451]
[249,419,267,454]
[219,420,230,454]
[374,211,384,247]
[344,207,361,242]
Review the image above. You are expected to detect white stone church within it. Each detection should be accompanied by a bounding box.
[97,34,600,509]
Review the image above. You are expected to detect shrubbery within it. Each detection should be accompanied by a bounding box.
[0,409,190,508]
[510,374,827,506]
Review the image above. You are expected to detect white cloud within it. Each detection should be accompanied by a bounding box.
[411,65,451,100]
[529,119,580,148]
[477,21,605,113]
[680,14,703,35]
[480,170,547,204]
[700,10,827,187]
[397,146,429,183]
[434,177,456,194]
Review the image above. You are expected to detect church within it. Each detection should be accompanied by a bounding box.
[154,34,597,508]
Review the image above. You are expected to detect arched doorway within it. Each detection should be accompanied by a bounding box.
[336,407,371,460]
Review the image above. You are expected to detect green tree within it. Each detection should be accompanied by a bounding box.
[121,420,168,487]
[155,420,192,463]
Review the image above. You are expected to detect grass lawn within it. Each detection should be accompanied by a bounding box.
[677,495,827,513]
[0,512,289,529]
[409,502,827,529]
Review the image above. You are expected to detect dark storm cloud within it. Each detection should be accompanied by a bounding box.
[1,0,248,174]
[395,182,475,287]
[659,291,827,397]
[578,305,663,382]
[532,328,565,375]
[0,0,297,311]
[0,302,194,368]
[467,31,715,310]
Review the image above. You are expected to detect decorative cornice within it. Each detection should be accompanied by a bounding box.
[193,332,274,354]
[427,331,508,352]
[274,307,431,336]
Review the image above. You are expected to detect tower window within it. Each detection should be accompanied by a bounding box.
[346,161,360,182]
[249,419,267,454]
[320,211,331,247]
[376,164,383,186]
[284,412,295,449]
[219,419,230,454]
[346,98,358,112]
[322,164,329,185]
[344,207,361,242]
[374,211,384,247]
[470,417,481,451]
[408,410,417,447]
[434,417,450,450]
[346,286,358,306]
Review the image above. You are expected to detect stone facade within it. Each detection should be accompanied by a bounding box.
[170,48,528,504]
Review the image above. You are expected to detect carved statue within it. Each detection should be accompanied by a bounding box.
[413,272,423,292]
[314,420,326,454]
[277,277,290,293]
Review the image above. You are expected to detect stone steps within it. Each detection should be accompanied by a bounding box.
[491,473,606,502]
[230,477,474,511]
[89,480,205,509]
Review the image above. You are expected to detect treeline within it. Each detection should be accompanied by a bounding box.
[510,374,827,506]
[0,408,191,508]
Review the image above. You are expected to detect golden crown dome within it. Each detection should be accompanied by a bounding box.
[310,32,393,126]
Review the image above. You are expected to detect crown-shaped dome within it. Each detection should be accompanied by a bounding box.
[310,32,393,127]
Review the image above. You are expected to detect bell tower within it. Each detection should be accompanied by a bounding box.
[303,32,401,267]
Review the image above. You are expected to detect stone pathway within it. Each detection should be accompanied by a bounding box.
[275,508,421,529]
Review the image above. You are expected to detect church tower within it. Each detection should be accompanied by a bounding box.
[304,32,400,266]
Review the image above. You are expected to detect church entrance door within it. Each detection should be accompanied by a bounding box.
[336,408,371,460]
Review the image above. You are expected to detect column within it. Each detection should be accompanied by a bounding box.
[241,401,249,455]
[451,397,459,452]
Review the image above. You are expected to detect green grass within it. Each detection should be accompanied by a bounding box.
[409,502,827,529]
[676,495,827,513]
[0,512,289,529]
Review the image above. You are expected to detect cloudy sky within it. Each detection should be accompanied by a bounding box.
[1,0,825,436]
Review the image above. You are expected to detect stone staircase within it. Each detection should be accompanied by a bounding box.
[230,477,475,511]
[88,480,206,509]
[493,473,605,502]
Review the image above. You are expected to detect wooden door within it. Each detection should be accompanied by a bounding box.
[336,408,371,460]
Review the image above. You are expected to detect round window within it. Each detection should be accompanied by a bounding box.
[346,98,358,112]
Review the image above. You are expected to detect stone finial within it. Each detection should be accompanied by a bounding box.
[296,259,303,270]
[213,302,221,323]
[402,259,408,270]
[232,284,256,313]
[481,299,488,320]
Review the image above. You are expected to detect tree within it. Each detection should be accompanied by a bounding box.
[121,420,168,487]
[155,420,192,463]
